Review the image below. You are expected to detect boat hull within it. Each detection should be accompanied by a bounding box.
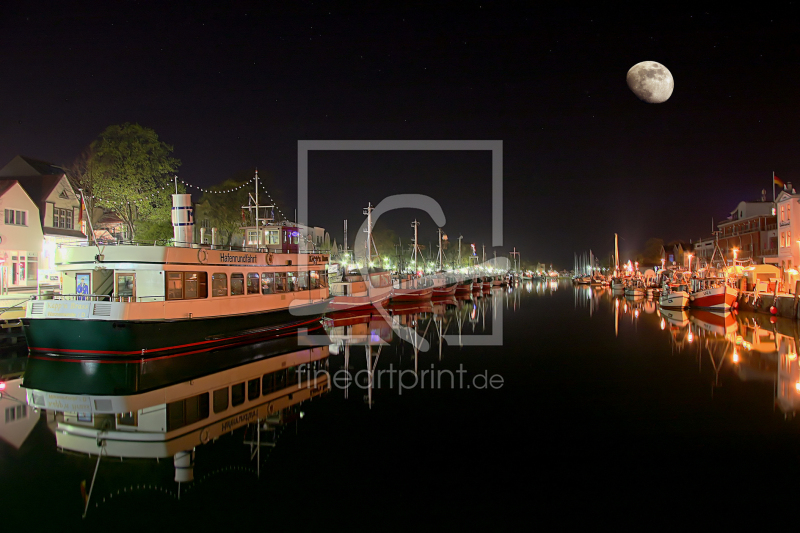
[659,292,690,309]
[690,285,738,310]
[432,284,458,297]
[22,301,328,359]
[390,286,434,302]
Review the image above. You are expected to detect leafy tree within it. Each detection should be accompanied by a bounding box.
[197,179,251,246]
[196,168,287,246]
[88,123,181,239]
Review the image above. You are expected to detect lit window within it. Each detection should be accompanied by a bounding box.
[4,209,27,226]
[53,207,73,229]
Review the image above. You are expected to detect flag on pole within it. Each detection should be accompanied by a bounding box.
[775,174,784,188]
[78,196,85,225]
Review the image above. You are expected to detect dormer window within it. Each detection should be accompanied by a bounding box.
[53,207,73,229]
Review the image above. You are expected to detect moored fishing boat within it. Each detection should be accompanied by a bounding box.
[659,282,691,309]
[689,277,738,310]
[389,274,434,302]
[327,269,392,313]
[431,273,459,297]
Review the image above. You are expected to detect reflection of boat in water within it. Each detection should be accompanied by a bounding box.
[690,310,737,336]
[661,308,690,327]
[24,340,330,467]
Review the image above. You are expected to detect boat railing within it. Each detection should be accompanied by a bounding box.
[61,239,329,254]
[53,294,112,301]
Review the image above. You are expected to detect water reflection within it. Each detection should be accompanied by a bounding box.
[604,290,800,415]
[0,288,524,524]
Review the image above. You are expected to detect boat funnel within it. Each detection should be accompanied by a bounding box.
[171,193,194,247]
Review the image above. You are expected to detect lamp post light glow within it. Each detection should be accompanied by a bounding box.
[687,253,693,272]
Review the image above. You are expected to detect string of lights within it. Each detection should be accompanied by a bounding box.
[89,174,290,220]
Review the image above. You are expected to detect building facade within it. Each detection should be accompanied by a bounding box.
[0,156,87,289]
[694,197,777,266]
[0,181,44,290]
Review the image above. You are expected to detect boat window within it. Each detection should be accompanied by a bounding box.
[261,272,275,294]
[231,273,245,296]
[296,271,309,291]
[116,273,135,301]
[116,412,137,427]
[274,369,286,390]
[231,382,245,406]
[248,378,260,401]
[247,273,260,294]
[266,230,279,245]
[309,271,320,290]
[213,388,228,414]
[286,366,298,388]
[167,272,208,300]
[166,392,209,432]
[275,273,287,293]
[287,271,297,291]
[319,271,328,288]
[167,272,183,300]
[184,272,207,299]
[212,273,228,297]
[262,373,275,394]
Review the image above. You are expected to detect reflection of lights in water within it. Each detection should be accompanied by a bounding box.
[624,304,628,312]
[660,318,665,330]
[688,332,694,343]
[615,299,619,308]
[656,309,660,317]
[732,350,739,363]
[471,305,477,319]
[587,290,592,299]
[735,335,743,345]
[634,309,639,318]
[790,353,798,361]
[796,382,800,392]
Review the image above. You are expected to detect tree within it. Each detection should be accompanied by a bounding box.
[197,179,251,246]
[196,168,287,246]
[89,123,181,240]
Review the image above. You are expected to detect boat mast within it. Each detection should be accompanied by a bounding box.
[411,220,420,273]
[363,202,373,265]
[458,234,463,268]
[437,228,444,271]
[614,233,620,274]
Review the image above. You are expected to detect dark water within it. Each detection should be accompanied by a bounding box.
[3,282,800,529]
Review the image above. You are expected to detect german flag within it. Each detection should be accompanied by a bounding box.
[775,175,785,188]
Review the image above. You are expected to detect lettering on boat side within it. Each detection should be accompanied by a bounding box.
[308,255,326,264]
[218,253,258,264]
[219,408,259,433]
[43,392,92,412]
[46,301,91,318]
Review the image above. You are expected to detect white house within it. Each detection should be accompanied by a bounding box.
[0,156,87,288]
[0,181,44,290]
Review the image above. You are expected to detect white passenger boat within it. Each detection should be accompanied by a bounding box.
[22,193,329,358]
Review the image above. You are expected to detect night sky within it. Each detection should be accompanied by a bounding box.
[1,2,799,267]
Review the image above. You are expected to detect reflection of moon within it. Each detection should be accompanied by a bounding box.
[627,61,674,103]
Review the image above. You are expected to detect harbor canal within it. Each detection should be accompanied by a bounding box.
[3,282,800,528]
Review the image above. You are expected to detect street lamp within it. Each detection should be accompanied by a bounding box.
[687,253,693,272]
[732,247,738,264]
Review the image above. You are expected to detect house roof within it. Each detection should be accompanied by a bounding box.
[0,155,64,177]
[0,180,20,197]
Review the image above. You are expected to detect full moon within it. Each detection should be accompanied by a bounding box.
[626,61,674,103]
